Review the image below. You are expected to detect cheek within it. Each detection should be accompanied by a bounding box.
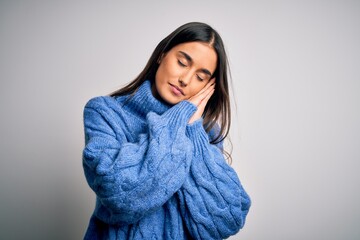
[160,60,183,79]
[189,82,207,97]
[156,64,170,86]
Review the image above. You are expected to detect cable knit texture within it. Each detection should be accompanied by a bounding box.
[82,80,251,239]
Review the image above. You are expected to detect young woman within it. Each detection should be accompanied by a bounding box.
[82,22,251,239]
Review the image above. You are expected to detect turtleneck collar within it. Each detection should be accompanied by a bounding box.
[120,80,172,118]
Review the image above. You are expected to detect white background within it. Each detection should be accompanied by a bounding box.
[0,0,359,239]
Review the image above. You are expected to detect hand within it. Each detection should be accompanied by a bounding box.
[188,78,216,124]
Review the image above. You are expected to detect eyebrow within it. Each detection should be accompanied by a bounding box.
[178,51,213,76]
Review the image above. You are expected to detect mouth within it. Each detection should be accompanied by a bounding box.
[169,83,185,96]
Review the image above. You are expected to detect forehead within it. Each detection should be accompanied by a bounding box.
[169,42,217,72]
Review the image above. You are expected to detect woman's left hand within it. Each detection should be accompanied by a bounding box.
[188,78,216,124]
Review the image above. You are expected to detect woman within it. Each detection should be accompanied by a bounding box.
[82,22,251,239]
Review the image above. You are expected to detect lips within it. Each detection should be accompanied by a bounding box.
[169,83,185,96]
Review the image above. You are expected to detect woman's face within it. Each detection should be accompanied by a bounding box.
[154,41,217,105]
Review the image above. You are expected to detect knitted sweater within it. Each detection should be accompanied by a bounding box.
[82,80,251,239]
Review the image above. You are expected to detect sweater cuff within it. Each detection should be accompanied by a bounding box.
[163,100,197,127]
[186,118,210,153]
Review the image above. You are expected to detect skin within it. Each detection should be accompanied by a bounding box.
[153,41,217,123]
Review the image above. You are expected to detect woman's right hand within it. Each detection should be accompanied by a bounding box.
[188,78,216,124]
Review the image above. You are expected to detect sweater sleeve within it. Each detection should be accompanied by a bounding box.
[177,120,251,239]
[82,97,197,225]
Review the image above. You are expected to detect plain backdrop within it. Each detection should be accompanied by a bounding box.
[0,0,359,239]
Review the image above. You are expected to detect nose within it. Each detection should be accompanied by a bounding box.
[178,71,192,87]
[178,78,187,87]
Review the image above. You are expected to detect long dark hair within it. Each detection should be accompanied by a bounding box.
[110,22,232,153]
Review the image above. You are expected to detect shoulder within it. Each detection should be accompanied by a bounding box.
[83,95,130,125]
[84,95,130,114]
[83,96,130,136]
[84,96,120,110]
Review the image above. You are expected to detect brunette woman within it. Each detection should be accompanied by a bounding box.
[82,22,251,240]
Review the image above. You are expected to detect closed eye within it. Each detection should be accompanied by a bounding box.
[178,59,187,67]
[196,74,204,81]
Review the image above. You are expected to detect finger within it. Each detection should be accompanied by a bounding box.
[193,82,212,98]
[198,87,215,107]
[204,78,216,91]
[202,87,215,103]
[197,80,216,98]
[188,79,216,106]
[193,82,215,102]
[195,78,216,96]
[202,82,216,98]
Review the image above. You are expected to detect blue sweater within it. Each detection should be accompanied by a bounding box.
[82,80,251,239]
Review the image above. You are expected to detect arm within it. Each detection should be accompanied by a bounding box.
[177,120,251,239]
[177,79,251,239]
[82,96,196,225]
